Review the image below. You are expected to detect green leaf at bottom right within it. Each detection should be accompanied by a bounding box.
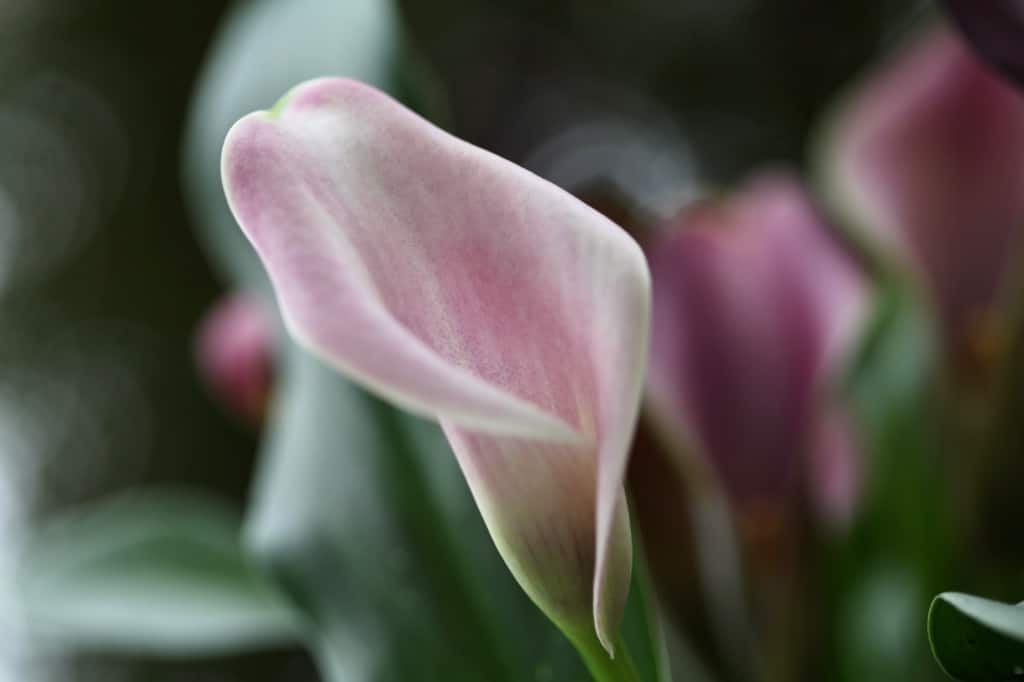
[928,592,1024,680]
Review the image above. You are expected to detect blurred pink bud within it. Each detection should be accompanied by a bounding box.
[646,173,868,523]
[195,292,275,424]
[824,25,1024,355]
[221,78,651,653]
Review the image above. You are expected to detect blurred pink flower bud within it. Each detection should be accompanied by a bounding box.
[195,292,275,424]
[823,25,1024,361]
[645,173,868,525]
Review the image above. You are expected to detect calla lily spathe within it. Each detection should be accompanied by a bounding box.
[645,174,868,525]
[221,78,651,653]
[822,26,1024,353]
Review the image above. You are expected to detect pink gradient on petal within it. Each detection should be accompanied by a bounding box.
[444,426,633,639]
[647,173,868,511]
[195,292,276,423]
[830,25,1024,340]
[222,78,650,650]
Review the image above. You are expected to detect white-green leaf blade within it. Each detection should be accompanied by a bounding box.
[19,490,300,657]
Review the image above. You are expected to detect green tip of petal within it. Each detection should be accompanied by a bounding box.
[267,88,298,118]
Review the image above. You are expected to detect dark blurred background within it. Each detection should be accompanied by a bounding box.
[0,1,926,679]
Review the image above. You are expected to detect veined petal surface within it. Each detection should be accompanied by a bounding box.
[222,78,650,652]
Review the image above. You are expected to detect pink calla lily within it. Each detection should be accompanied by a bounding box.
[646,174,868,525]
[221,78,651,653]
[823,25,1024,354]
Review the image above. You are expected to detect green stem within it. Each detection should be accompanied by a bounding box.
[570,632,644,682]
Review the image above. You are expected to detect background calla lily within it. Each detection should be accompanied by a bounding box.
[822,25,1024,359]
[645,173,868,525]
[221,78,651,657]
[195,291,276,424]
[941,0,1024,88]
[635,174,868,679]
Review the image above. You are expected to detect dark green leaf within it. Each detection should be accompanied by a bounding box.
[619,533,670,682]
[928,592,1024,681]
